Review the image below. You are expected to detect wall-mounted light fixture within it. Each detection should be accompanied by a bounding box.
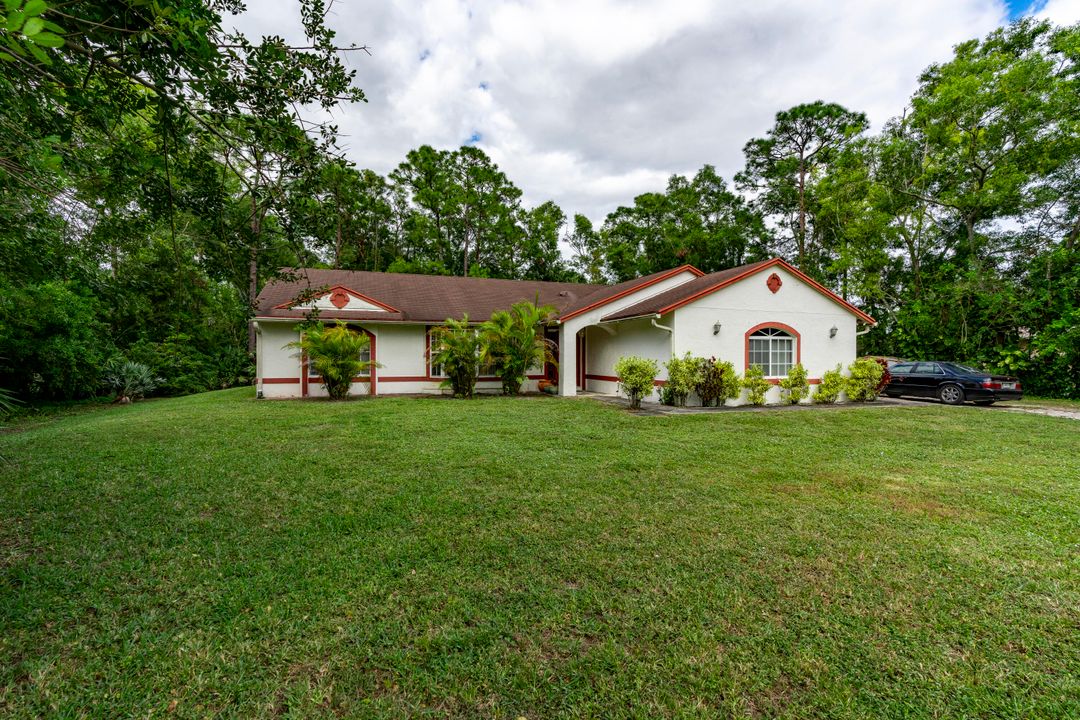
[713,322,722,335]
[829,325,838,338]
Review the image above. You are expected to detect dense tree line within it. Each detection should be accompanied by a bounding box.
[1,6,1077,402]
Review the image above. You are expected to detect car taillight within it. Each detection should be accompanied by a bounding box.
[981,379,1001,389]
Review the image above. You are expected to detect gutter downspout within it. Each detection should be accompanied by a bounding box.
[651,315,673,333]
[253,321,264,398]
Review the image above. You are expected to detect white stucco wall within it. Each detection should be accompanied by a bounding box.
[256,320,540,398]
[670,266,860,404]
[557,270,696,396]
[583,317,672,401]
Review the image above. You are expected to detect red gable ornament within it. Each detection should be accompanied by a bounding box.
[329,290,350,309]
[766,273,782,294]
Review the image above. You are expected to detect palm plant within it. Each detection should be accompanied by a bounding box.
[288,322,376,400]
[0,386,19,416]
[430,316,486,398]
[480,300,557,395]
[102,358,160,404]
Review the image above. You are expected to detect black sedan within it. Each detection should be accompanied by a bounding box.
[883,361,1022,405]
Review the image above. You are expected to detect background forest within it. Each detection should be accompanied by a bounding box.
[1,2,1078,402]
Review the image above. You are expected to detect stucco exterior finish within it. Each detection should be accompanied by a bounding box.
[256,321,539,398]
[253,260,869,403]
[557,269,698,397]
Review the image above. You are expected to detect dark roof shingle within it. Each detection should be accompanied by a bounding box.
[255,269,608,323]
[600,260,776,321]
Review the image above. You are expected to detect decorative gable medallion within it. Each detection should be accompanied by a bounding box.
[330,290,350,309]
[274,285,399,313]
[766,273,782,294]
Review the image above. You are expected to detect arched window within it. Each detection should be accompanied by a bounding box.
[747,326,796,377]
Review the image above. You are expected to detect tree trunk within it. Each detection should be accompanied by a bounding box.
[797,157,807,267]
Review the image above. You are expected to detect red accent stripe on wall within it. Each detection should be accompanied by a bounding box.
[263,377,301,384]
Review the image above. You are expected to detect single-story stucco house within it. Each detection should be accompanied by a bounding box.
[252,257,876,403]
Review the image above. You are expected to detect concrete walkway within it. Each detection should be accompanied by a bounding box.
[585,393,1080,420]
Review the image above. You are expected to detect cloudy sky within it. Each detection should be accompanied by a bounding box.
[233,0,1080,224]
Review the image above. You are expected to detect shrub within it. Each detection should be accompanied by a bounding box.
[814,365,846,404]
[695,357,741,406]
[480,301,557,395]
[742,364,771,405]
[661,352,699,406]
[778,363,810,404]
[847,357,885,401]
[0,280,111,399]
[614,356,658,409]
[101,358,160,403]
[430,316,485,398]
[288,322,376,400]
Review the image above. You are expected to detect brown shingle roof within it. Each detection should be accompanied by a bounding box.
[600,258,876,324]
[254,268,609,323]
[600,260,774,321]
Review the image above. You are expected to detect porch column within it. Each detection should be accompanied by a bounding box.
[558,322,578,397]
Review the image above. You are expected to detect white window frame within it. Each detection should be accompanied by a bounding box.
[748,327,796,378]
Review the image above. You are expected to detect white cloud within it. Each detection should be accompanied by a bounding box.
[230,0,1064,225]
[1033,0,1080,25]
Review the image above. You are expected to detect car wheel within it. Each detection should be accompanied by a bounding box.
[939,384,965,405]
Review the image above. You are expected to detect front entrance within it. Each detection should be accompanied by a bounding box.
[544,326,560,384]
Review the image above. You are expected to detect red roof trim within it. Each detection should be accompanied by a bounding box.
[654,258,876,325]
[272,284,399,313]
[559,265,704,322]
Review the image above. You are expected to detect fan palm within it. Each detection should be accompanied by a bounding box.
[430,316,485,398]
[288,322,376,400]
[480,300,557,395]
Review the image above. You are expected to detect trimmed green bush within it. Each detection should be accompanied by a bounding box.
[614,356,659,409]
[695,357,741,407]
[847,357,885,401]
[779,363,810,404]
[661,352,699,406]
[814,365,846,404]
[742,364,771,406]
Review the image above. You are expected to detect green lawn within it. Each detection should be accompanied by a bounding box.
[1,389,1078,718]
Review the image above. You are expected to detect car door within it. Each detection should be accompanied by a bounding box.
[887,363,916,396]
[911,362,946,397]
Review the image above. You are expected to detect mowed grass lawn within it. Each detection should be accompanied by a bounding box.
[1,390,1078,719]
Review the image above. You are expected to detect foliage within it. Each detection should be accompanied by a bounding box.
[0,281,111,399]
[695,358,742,407]
[287,322,374,401]
[742,364,771,406]
[0,386,19,416]
[778,363,810,404]
[660,353,700,406]
[430,317,485,398]
[101,358,159,403]
[846,358,886,401]
[814,365,847,404]
[480,301,557,395]
[614,356,659,409]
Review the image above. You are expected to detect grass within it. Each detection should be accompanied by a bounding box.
[1,388,1078,718]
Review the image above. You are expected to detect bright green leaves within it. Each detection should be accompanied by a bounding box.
[2,0,63,64]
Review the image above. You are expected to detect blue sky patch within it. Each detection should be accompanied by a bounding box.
[466,131,483,144]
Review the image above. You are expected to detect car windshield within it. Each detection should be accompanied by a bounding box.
[940,362,984,375]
